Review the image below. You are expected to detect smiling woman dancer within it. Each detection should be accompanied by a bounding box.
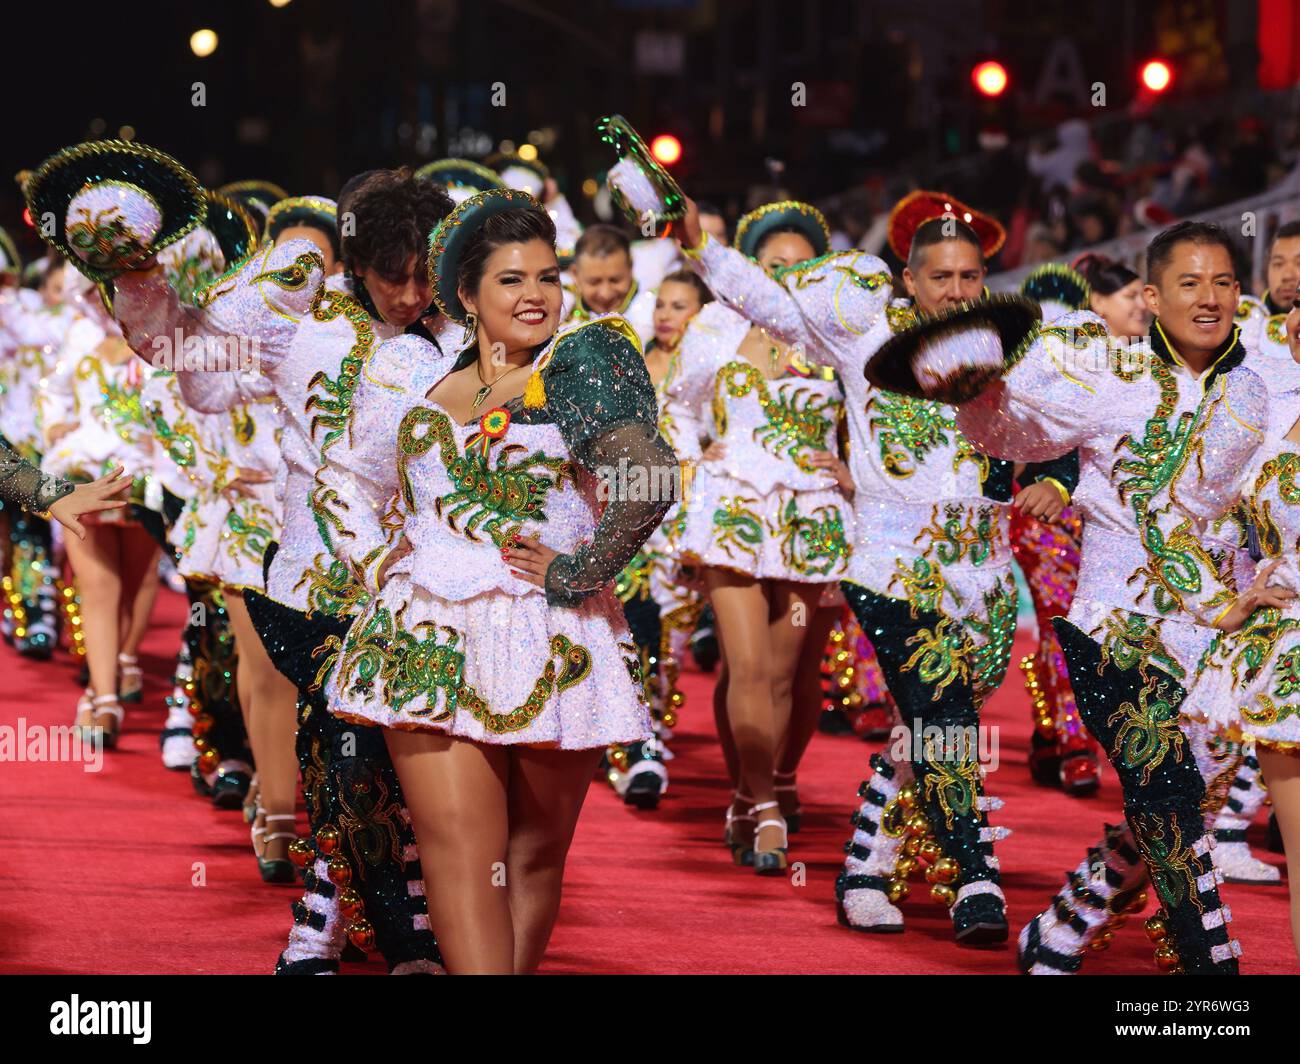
[321,189,675,974]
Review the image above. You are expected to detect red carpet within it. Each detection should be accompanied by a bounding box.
[1,590,1294,975]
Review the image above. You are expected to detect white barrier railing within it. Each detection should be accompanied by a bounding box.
[987,183,1300,294]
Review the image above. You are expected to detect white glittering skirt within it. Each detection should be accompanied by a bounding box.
[1183,607,1300,753]
[325,575,652,749]
[675,467,852,583]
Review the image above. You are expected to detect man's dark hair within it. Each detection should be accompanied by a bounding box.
[338,167,453,280]
[574,223,631,261]
[457,203,557,298]
[907,217,983,271]
[1272,220,1300,246]
[1146,220,1237,286]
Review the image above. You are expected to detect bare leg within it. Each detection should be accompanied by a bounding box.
[1257,747,1300,967]
[63,524,122,700]
[225,590,299,860]
[506,746,605,973]
[386,731,512,973]
[775,600,839,823]
[118,531,160,657]
[705,569,779,850]
[767,584,826,769]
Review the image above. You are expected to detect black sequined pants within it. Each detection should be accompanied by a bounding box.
[1054,618,1238,975]
[244,553,439,974]
[842,584,1001,894]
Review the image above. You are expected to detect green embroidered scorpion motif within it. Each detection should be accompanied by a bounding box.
[775,496,850,576]
[915,503,997,567]
[77,357,147,441]
[891,555,957,618]
[336,769,405,870]
[145,398,198,469]
[712,496,764,562]
[713,362,837,472]
[902,617,972,701]
[1200,607,1299,690]
[1244,452,1300,559]
[867,392,987,480]
[224,505,274,565]
[1113,359,1207,615]
[1131,812,1203,913]
[325,603,592,733]
[298,554,372,623]
[1096,610,1187,683]
[615,550,658,604]
[1106,670,1187,786]
[919,742,982,831]
[396,406,575,547]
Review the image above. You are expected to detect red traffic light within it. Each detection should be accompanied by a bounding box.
[972,61,1008,97]
[1140,59,1173,92]
[650,134,682,166]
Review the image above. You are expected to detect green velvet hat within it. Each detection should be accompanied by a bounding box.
[427,187,543,325]
[415,159,506,203]
[864,293,1041,404]
[203,190,259,267]
[735,201,830,261]
[24,139,206,284]
[596,114,685,237]
[264,195,338,244]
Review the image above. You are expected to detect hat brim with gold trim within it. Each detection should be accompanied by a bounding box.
[1020,262,1090,314]
[735,201,830,261]
[487,153,549,197]
[24,140,206,284]
[864,293,1041,404]
[0,225,20,279]
[415,159,505,204]
[217,180,289,234]
[597,114,685,236]
[203,190,259,267]
[887,189,1005,263]
[265,195,338,245]
[427,187,544,325]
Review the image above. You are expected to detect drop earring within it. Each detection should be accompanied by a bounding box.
[461,311,478,348]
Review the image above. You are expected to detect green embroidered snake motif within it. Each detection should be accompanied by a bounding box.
[713,362,837,472]
[396,406,575,547]
[914,503,997,567]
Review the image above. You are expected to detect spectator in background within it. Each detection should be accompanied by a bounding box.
[1027,118,1094,195]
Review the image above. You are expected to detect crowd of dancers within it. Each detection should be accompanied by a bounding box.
[1,116,1297,975]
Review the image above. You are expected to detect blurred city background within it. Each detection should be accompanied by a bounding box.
[10,0,1300,286]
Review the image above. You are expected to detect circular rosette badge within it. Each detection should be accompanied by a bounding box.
[479,406,511,438]
[65,181,163,272]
